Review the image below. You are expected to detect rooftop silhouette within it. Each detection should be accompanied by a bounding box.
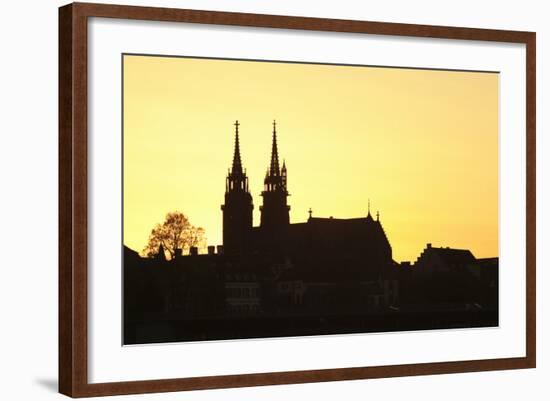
[123,120,498,345]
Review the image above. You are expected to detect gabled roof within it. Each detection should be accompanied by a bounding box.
[428,247,476,266]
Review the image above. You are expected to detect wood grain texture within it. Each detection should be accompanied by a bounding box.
[58,3,74,396]
[58,2,536,397]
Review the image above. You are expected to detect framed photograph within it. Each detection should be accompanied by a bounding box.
[59,2,536,397]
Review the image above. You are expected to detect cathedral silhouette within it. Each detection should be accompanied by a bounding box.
[123,120,498,345]
[221,120,393,272]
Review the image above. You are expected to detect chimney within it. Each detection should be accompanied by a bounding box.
[190,247,198,256]
[207,245,215,255]
[217,245,224,255]
[174,248,183,259]
[427,243,432,249]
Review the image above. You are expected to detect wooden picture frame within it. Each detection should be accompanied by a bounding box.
[59,2,536,397]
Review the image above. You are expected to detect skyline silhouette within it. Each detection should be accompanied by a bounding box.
[123,55,498,262]
[123,119,498,344]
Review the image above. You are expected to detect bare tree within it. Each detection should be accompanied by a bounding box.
[142,211,206,259]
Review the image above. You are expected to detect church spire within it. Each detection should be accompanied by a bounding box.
[261,120,290,231]
[366,199,375,221]
[222,120,253,255]
[270,120,280,176]
[231,120,243,176]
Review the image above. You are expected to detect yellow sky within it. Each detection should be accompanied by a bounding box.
[123,55,498,262]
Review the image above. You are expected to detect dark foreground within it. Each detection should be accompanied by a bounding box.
[124,308,498,345]
[123,245,498,345]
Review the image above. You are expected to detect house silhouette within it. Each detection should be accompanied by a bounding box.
[123,120,498,345]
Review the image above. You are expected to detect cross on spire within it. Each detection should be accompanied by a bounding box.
[308,207,313,219]
[231,120,243,175]
[269,119,280,176]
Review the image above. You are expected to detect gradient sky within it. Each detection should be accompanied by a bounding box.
[123,55,498,262]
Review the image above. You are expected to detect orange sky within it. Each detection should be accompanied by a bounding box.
[123,55,498,262]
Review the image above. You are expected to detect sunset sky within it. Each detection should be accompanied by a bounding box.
[123,54,498,263]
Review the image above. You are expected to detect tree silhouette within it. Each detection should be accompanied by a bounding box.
[142,211,206,259]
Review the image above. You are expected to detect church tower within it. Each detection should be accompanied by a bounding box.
[221,121,253,255]
[260,121,290,234]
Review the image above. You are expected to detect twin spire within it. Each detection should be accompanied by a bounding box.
[228,121,378,222]
[229,119,286,186]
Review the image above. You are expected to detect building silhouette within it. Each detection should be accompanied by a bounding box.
[221,120,392,267]
[222,120,291,255]
[221,120,253,255]
[123,120,498,345]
